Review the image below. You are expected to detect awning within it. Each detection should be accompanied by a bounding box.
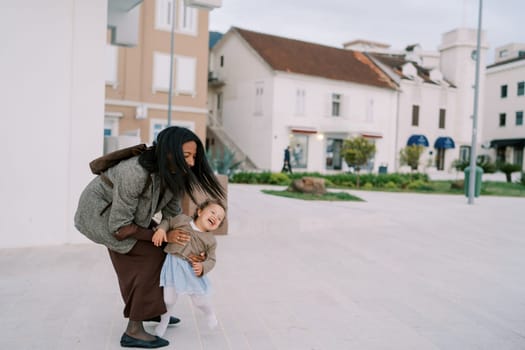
[490,138,525,148]
[290,126,317,134]
[407,134,429,147]
[361,132,383,139]
[434,136,455,149]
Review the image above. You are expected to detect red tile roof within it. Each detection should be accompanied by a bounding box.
[233,27,397,90]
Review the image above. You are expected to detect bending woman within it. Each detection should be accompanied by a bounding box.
[74,126,225,348]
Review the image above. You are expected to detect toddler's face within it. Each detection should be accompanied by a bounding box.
[197,203,225,232]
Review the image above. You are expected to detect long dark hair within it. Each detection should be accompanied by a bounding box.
[138,126,225,203]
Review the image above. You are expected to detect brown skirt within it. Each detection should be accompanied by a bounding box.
[108,240,167,320]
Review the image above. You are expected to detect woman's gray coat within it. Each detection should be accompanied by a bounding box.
[74,156,181,254]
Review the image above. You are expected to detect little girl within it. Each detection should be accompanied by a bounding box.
[152,199,226,337]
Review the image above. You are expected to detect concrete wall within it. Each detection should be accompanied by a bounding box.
[0,0,107,248]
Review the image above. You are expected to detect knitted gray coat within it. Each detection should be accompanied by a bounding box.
[74,156,181,254]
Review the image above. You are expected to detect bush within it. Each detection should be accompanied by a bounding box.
[406,179,434,191]
[452,157,496,174]
[498,162,522,183]
[450,180,464,190]
[384,181,398,189]
[268,173,291,185]
[362,182,373,190]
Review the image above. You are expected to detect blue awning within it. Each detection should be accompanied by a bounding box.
[434,136,455,149]
[407,134,429,147]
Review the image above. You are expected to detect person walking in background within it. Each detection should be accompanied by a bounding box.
[74,126,225,349]
[152,199,226,337]
[281,146,293,173]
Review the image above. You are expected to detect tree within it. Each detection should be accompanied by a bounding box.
[342,136,376,188]
[498,162,522,183]
[399,145,425,171]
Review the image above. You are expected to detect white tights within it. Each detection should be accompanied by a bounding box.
[155,286,218,337]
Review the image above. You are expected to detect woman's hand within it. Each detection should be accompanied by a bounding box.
[191,261,203,276]
[166,229,191,246]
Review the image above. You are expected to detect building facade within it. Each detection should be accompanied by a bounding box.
[105,0,219,149]
[208,27,488,174]
[483,43,525,170]
[208,27,399,173]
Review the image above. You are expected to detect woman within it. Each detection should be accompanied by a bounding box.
[74,126,225,348]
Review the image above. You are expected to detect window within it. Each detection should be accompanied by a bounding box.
[105,44,118,88]
[151,120,195,143]
[517,111,524,126]
[156,0,197,34]
[216,92,223,124]
[178,0,197,34]
[331,93,341,117]
[290,134,308,168]
[175,56,196,95]
[217,92,222,110]
[514,147,524,167]
[295,88,305,115]
[459,145,470,162]
[499,113,506,127]
[411,105,419,126]
[438,108,446,129]
[501,85,508,98]
[152,52,196,95]
[220,55,224,67]
[325,138,343,170]
[152,52,171,91]
[518,82,524,96]
[155,0,175,31]
[254,82,264,116]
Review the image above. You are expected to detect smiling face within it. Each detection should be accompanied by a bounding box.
[195,203,225,232]
[182,141,197,168]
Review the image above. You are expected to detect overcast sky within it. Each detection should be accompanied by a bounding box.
[209,0,524,64]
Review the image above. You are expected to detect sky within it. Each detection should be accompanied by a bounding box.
[209,0,524,64]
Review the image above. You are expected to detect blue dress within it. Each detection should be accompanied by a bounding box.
[159,221,211,295]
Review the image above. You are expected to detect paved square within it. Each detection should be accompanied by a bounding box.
[1,184,524,349]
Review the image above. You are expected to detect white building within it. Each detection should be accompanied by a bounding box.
[1,0,111,249]
[209,27,399,173]
[208,27,488,174]
[482,43,525,170]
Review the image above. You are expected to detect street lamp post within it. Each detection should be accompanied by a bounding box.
[166,0,222,127]
[167,1,177,127]
[468,0,483,205]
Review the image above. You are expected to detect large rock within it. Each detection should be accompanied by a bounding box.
[289,177,326,195]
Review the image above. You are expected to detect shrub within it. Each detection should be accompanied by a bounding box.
[384,181,398,189]
[406,179,434,191]
[498,162,522,183]
[450,180,464,190]
[362,182,373,190]
[269,172,290,185]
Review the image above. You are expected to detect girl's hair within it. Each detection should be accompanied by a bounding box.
[193,199,227,227]
[138,126,225,203]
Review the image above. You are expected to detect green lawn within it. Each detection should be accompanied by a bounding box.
[262,189,364,201]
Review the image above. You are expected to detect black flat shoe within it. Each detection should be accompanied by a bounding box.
[120,333,169,348]
[144,316,180,326]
